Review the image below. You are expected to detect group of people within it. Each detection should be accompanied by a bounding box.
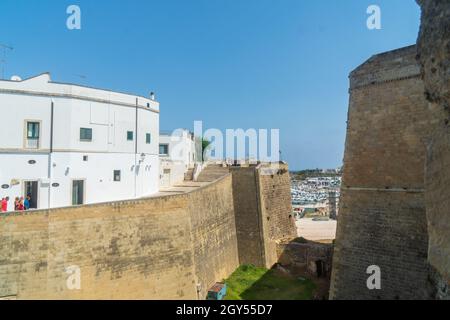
[1,195,32,212]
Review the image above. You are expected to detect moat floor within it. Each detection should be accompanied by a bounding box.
[296,218,336,242]
[224,265,316,300]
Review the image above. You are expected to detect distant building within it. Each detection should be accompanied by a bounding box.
[0,73,160,210]
[328,191,337,220]
[159,129,199,187]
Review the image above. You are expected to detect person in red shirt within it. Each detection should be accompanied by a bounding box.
[1,197,9,212]
[18,197,25,211]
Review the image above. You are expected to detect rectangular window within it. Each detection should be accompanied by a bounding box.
[72,180,84,206]
[25,121,40,149]
[80,128,93,141]
[146,133,151,144]
[127,131,134,141]
[113,170,121,182]
[27,122,40,139]
[159,144,169,155]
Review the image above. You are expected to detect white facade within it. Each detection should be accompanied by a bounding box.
[0,73,160,210]
[159,129,198,187]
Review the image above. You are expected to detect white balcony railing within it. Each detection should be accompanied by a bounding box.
[25,138,39,149]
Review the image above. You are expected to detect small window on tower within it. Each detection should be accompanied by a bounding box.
[80,128,93,141]
[127,131,134,141]
[113,170,121,182]
[83,155,88,161]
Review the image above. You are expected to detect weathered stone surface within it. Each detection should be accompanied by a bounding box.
[416,0,450,112]
[231,163,297,269]
[331,0,450,297]
[231,167,264,267]
[330,46,439,300]
[0,164,296,300]
[416,0,450,299]
[0,175,238,300]
[424,123,450,300]
[277,241,333,277]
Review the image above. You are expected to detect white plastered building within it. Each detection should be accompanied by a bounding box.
[159,129,199,187]
[0,73,160,210]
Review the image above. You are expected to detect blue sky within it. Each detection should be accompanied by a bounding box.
[0,0,421,170]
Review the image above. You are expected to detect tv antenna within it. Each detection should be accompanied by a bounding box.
[0,43,13,80]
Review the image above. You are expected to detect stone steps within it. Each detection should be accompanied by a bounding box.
[196,165,229,182]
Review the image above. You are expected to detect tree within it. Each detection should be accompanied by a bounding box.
[202,138,211,162]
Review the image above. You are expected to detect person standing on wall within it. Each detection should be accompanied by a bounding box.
[1,197,9,212]
[14,197,19,211]
[18,197,25,211]
[24,195,31,211]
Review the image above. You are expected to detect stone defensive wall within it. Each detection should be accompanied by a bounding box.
[0,163,296,300]
[416,0,450,299]
[0,174,239,300]
[330,45,442,300]
[231,163,297,269]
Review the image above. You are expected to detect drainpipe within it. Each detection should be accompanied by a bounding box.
[48,99,54,209]
[134,98,138,198]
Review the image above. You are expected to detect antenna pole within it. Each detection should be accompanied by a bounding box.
[0,43,14,80]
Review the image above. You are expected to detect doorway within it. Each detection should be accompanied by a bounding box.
[72,180,85,205]
[161,169,171,187]
[316,260,326,278]
[24,181,38,209]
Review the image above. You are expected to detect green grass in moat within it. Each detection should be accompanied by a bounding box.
[224,265,316,300]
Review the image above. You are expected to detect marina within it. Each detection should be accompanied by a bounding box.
[291,175,341,218]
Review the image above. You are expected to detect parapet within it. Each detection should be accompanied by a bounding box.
[350,45,420,90]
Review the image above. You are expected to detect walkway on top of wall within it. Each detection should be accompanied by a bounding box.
[152,164,231,197]
[155,181,215,196]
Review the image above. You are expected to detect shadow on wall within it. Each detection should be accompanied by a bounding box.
[236,238,334,300]
[239,265,316,300]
